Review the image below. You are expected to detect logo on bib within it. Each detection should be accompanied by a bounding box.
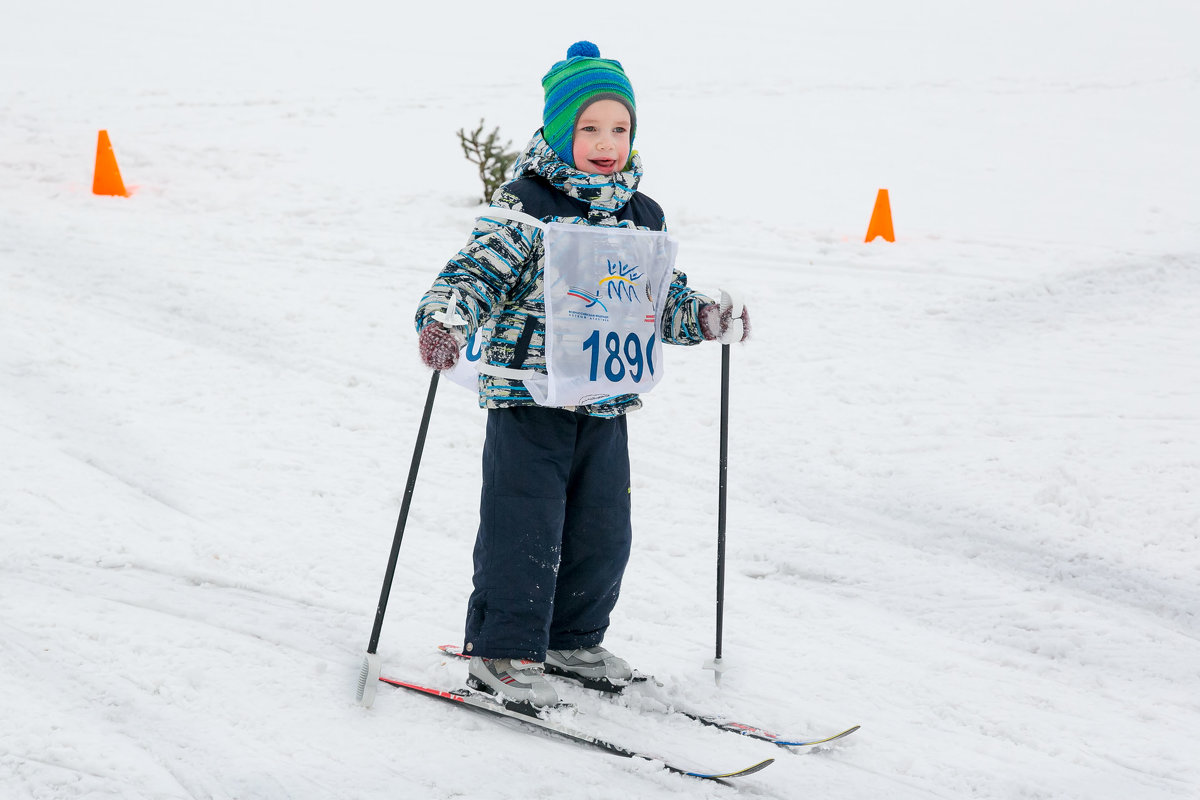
[599,260,643,303]
[567,286,608,313]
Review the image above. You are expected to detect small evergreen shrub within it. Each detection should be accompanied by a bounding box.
[457,120,517,205]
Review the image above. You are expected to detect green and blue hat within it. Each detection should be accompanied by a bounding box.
[542,41,636,168]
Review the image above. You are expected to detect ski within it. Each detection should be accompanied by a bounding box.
[438,644,859,749]
[378,675,774,782]
[692,717,860,748]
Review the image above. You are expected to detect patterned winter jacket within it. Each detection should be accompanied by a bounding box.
[415,130,712,417]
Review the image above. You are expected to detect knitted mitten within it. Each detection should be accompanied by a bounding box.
[700,290,751,344]
[418,322,461,370]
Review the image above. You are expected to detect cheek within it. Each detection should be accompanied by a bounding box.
[572,136,588,165]
[616,141,630,166]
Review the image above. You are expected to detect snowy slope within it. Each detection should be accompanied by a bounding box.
[3,2,1199,798]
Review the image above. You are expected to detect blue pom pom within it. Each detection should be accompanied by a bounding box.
[567,41,600,59]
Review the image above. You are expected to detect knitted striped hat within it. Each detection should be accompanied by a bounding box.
[542,41,636,168]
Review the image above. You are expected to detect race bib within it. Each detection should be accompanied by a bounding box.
[525,222,677,407]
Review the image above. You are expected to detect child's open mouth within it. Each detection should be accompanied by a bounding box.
[589,158,617,172]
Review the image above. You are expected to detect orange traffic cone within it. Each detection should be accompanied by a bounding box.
[92,130,129,197]
[864,188,894,242]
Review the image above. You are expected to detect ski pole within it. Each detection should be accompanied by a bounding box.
[357,368,440,707]
[704,342,731,684]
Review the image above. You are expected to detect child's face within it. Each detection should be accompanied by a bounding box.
[572,99,632,175]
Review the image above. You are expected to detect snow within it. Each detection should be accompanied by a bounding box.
[2,1,1199,797]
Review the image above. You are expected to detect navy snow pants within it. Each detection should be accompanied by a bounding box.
[464,406,632,661]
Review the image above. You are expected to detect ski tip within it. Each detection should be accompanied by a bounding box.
[689,757,775,780]
[779,724,861,747]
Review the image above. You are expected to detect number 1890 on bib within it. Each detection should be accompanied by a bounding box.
[582,330,657,383]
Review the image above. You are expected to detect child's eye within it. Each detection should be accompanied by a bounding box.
[579,125,597,133]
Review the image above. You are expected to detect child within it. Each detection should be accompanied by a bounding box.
[415,41,750,707]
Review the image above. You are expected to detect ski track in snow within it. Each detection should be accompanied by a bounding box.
[3,2,1200,798]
